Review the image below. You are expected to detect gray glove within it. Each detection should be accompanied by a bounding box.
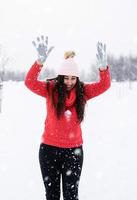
[32,35,54,64]
[96,41,107,69]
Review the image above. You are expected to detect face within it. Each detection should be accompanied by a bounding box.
[64,75,77,90]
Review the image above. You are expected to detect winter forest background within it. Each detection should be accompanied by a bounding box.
[0,50,137,82]
[1,0,137,200]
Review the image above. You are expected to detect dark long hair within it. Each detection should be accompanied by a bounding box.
[46,75,86,123]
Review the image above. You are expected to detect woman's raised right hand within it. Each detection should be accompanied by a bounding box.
[32,35,54,64]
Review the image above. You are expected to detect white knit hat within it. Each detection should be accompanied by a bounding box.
[58,58,79,77]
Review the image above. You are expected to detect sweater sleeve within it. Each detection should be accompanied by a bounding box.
[84,66,111,101]
[24,61,48,98]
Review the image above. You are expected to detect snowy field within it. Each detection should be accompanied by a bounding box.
[0,81,137,200]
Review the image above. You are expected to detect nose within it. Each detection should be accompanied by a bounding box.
[66,80,72,85]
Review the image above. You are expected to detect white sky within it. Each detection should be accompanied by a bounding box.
[0,0,137,72]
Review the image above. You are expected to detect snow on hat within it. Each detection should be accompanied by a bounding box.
[58,51,79,77]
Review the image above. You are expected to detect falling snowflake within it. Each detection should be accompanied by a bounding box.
[69,132,75,139]
[64,110,72,121]
[48,182,51,186]
[74,148,81,155]
[44,176,49,181]
[66,170,72,176]
[57,170,60,174]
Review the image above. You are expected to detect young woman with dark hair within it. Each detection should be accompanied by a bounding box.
[24,36,111,200]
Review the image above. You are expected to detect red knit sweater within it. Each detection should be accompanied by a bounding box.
[24,61,111,148]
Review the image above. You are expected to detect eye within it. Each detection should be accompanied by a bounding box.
[71,77,76,80]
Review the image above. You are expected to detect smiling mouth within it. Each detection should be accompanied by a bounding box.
[66,85,73,90]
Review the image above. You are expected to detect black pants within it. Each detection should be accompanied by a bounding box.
[39,143,83,200]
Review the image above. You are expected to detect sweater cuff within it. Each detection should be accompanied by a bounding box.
[35,60,43,67]
[99,65,109,72]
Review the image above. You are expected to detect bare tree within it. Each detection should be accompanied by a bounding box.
[0,45,9,113]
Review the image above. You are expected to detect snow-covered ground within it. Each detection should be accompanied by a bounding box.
[0,81,137,200]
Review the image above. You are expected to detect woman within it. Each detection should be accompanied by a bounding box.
[24,36,111,200]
